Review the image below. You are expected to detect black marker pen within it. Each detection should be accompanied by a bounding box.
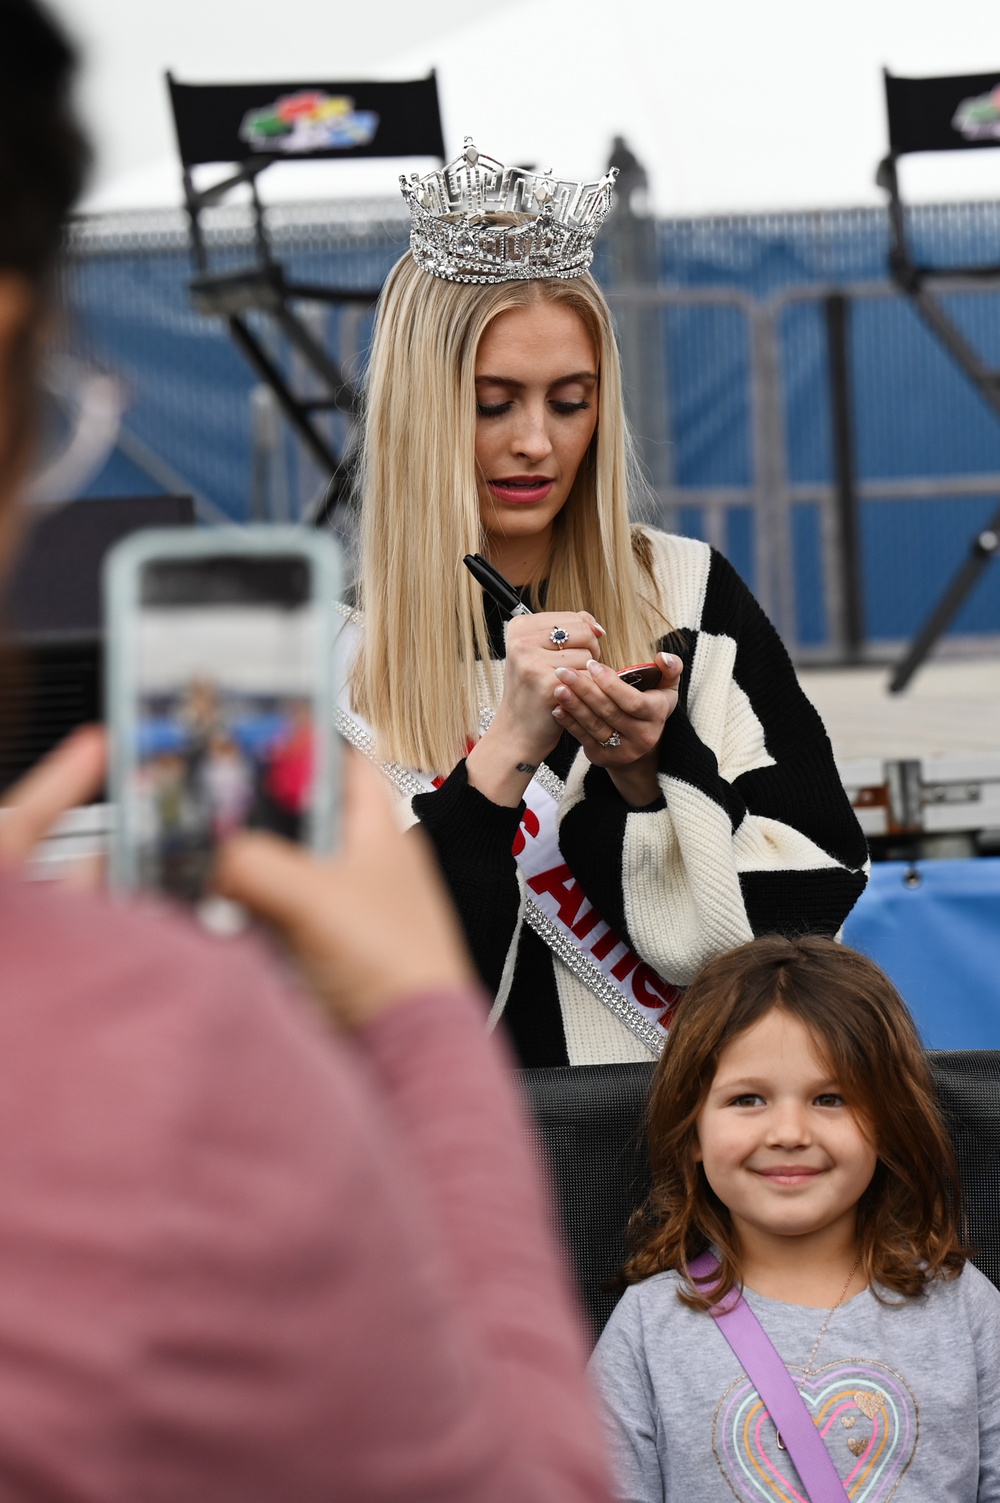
[462,553,533,619]
[463,554,665,692]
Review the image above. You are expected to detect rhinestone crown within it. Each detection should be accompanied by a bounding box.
[400,138,618,285]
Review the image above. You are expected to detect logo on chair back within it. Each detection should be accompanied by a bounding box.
[240,92,380,153]
[953,83,1000,142]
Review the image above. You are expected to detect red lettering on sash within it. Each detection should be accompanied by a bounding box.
[610,951,639,982]
[527,863,587,927]
[632,964,683,1029]
[527,861,681,1028]
[511,805,541,858]
[590,927,620,962]
[571,906,601,939]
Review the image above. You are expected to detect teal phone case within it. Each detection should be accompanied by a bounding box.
[103,526,342,893]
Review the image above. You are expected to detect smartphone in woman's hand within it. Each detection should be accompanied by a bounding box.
[105,528,342,932]
[617,663,663,692]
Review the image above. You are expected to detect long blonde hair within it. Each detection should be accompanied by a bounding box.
[352,252,663,772]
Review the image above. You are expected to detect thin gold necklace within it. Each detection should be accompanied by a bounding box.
[803,1250,864,1374]
[775,1251,863,1452]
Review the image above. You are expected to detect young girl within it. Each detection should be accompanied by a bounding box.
[589,933,1000,1501]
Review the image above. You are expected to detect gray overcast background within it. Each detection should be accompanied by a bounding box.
[52,0,1000,215]
[55,0,518,194]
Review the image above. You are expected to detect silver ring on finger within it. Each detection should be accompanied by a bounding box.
[600,732,622,749]
[549,626,570,650]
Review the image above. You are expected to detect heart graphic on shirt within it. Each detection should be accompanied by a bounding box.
[713,1360,918,1502]
[855,1389,887,1420]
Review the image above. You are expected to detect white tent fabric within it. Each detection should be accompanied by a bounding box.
[64,0,1000,217]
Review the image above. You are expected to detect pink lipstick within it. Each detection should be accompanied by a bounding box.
[487,475,554,504]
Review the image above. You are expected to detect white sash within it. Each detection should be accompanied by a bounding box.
[335,608,676,1055]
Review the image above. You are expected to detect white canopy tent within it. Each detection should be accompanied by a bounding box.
[137,608,319,695]
[58,0,1000,219]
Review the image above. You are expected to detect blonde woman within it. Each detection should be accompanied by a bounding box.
[348,144,869,1068]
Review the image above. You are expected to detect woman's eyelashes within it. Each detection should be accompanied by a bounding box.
[475,398,591,418]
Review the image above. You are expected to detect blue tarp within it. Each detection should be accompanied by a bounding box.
[66,201,1000,645]
[842,858,1000,1050]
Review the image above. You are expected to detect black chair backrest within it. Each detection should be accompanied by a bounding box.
[2,494,195,640]
[0,494,195,793]
[884,69,1000,158]
[167,73,445,169]
[519,1053,1000,1344]
[519,1063,653,1341]
[931,1051,1000,1290]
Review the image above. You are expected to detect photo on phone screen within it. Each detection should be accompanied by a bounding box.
[106,532,340,925]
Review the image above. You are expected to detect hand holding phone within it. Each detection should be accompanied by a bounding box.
[551,649,682,795]
[216,750,476,1030]
[105,528,342,931]
[0,725,107,876]
[617,662,663,692]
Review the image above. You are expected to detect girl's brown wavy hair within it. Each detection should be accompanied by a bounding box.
[624,935,968,1311]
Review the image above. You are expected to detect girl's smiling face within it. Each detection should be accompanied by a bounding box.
[473,299,598,580]
[695,1007,878,1255]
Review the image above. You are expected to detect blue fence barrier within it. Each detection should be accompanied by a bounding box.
[64,199,1000,647]
[843,857,1000,1050]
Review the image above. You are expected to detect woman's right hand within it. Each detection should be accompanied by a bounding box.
[216,750,476,1031]
[466,610,604,807]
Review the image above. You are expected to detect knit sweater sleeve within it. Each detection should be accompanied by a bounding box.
[411,760,525,997]
[558,535,869,986]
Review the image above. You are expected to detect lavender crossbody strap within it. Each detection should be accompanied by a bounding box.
[688,1252,850,1503]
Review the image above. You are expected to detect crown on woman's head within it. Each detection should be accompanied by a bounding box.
[400,138,618,285]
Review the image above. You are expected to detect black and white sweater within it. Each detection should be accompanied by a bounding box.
[412,531,869,1067]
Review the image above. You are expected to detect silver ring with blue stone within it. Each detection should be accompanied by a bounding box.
[549,626,570,649]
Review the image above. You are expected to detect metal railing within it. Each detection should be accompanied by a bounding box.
[608,280,1000,662]
[63,200,1000,664]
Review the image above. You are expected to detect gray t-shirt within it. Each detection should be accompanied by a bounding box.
[589,1262,1000,1502]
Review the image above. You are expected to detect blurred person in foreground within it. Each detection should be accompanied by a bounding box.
[0,4,610,1499]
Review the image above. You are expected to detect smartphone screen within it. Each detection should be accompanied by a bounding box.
[109,540,338,927]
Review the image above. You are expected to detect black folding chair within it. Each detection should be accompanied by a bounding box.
[876,70,1000,689]
[166,73,445,517]
[520,1054,1000,1343]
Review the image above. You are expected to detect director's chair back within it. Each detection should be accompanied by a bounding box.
[519,1054,1000,1344]
[167,73,444,260]
[168,74,444,171]
[879,68,1000,282]
[165,72,445,516]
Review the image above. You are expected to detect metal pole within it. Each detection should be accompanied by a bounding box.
[249,384,289,523]
[748,301,795,644]
[603,141,672,512]
[290,303,334,521]
[228,314,340,476]
[825,294,865,660]
[911,288,1000,423]
[889,520,1000,692]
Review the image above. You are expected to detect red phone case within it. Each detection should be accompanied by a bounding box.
[617,662,663,692]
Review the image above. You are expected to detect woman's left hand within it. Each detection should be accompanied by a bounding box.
[0,725,106,877]
[551,651,682,807]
